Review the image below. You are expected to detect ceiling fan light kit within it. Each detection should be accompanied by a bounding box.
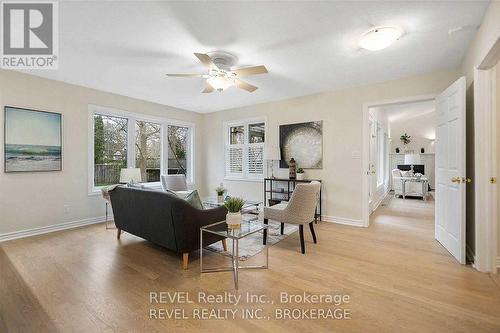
[166,52,268,93]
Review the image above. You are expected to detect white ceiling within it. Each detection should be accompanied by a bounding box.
[20,1,489,113]
[375,100,436,123]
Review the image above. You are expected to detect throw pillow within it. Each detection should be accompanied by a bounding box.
[174,190,204,210]
[401,171,412,177]
[127,181,145,189]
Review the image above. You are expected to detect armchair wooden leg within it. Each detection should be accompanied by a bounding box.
[117,228,122,240]
[280,222,284,235]
[182,253,189,270]
[263,218,268,245]
[309,221,317,244]
[299,225,305,254]
[222,239,227,252]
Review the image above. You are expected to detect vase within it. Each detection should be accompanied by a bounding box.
[226,212,242,227]
[217,195,224,203]
[289,158,296,179]
[296,173,305,180]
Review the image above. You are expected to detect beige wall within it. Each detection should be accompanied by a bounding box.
[0,69,203,236]
[389,112,435,153]
[461,1,500,86]
[202,69,461,222]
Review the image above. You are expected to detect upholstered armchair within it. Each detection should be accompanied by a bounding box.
[263,181,321,254]
[392,169,404,197]
[161,174,188,191]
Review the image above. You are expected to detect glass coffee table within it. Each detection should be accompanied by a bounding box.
[200,215,269,290]
[202,197,262,214]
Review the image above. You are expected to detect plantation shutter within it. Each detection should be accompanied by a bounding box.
[225,120,265,179]
[247,145,264,176]
[227,147,243,175]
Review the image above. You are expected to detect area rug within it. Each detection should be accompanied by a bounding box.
[206,221,298,261]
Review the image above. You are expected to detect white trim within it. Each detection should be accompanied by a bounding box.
[362,94,437,227]
[88,105,196,195]
[224,177,264,183]
[0,215,110,243]
[370,186,390,214]
[497,257,500,271]
[473,67,498,273]
[322,215,365,227]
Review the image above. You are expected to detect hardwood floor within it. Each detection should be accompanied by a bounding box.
[1,195,500,332]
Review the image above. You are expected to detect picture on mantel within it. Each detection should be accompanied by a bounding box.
[279,121,323,169]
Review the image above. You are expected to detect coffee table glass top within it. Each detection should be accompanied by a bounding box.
[202,197,262,208]
[401,176,428,182]
[201,215,267,240]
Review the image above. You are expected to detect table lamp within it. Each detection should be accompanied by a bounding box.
[264,145,281,179]
[119,168,142,184]
[404,154,421,173]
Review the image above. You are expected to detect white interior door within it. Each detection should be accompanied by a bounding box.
[435,76,466,264]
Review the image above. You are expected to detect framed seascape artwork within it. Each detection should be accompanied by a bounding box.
[279,121,323,169]
[4,106,62,172]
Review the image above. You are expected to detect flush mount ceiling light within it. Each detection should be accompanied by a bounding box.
[359,26,404,51]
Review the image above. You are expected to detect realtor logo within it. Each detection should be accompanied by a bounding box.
[1,1,58,69]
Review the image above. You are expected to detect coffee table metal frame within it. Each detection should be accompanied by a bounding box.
[200,218,269,290]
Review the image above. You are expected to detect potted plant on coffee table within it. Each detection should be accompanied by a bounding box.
[215,183,226,203]
[224,197,245,228]
[296,168,305,180]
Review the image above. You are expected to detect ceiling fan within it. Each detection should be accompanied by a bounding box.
[166,52,268,93]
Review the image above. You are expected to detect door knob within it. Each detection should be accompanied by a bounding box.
[461,177,472,183]
[451,177,461,183]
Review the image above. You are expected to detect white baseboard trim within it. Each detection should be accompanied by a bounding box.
[370,187,390,214]
[0,215,109,243]
[322,215,365,227]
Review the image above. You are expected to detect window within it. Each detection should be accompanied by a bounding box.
[93,114,128,186]
[167,125,191,178]
[225,119,265,179]
[135,121,161,182]
[89,106,194,193]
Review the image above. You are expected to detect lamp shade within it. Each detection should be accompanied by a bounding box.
[404,154,421,165]
[119,168,142,183]
[264,146,281,161]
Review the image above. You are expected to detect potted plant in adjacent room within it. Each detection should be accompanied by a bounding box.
[224,197,245,228]
[296,167,305,180]
[400,133,411,152]
[215,183,226,203]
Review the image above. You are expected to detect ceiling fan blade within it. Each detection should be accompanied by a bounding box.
[166,73,208,78]
[235,79,258,92]
[194,53,218,70]
[231,65,268,77]
[202,82,215,93]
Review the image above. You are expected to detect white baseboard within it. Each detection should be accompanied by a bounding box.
[370,187,390,213]
[322,215,365,227]
[0,215,110,242]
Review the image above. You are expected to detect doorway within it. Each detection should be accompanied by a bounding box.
[363,77,469,265]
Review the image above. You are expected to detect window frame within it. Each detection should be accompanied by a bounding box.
[88,105,195,195]
[223,117,266,182]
